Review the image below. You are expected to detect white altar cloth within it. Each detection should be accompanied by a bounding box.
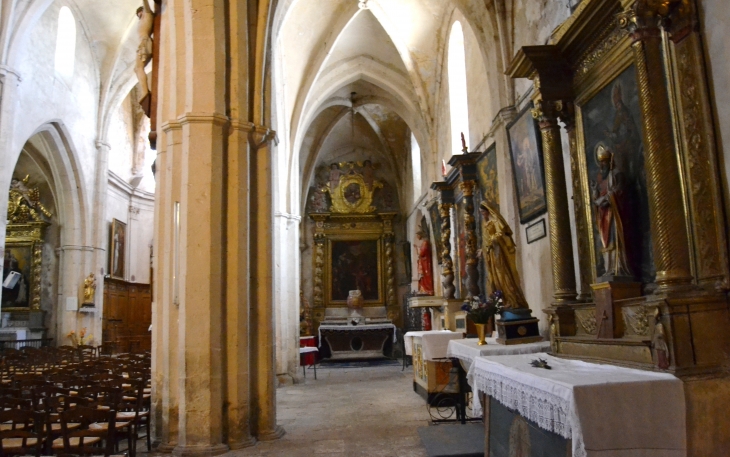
[468,353,685,457]
[317,323,396,347]
[403,330,462,360]
[446,337,551,368]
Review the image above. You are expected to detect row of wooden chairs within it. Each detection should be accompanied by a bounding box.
[0,350,151,456]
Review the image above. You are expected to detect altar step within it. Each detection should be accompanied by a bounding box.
[418,423,484,457]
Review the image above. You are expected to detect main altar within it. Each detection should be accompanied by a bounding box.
[304,161,400,359]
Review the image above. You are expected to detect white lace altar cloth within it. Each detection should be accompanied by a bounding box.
[446,338,550,368]
[403,330,462,360]
[318,323,396,347]
[468,353,686,457]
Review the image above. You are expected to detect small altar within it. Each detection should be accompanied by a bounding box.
[318,321,395,360]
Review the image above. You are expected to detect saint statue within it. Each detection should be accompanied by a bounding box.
[414,231,434,295]
[328,163,342,190]
[82,273,96,306]
[478,201,529,309]
[135,0,154,114]
[591,143,631,278]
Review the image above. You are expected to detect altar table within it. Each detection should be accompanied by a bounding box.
[318,323,395,359]
[404,331,463,403]
[468,353,686,457]
[404,330,463,360]
[446,337,551,369]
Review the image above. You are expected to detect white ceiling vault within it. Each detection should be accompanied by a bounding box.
[272,0,504,214]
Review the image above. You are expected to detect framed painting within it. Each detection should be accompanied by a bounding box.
[578,64,654,283]
[428,200,443,265]
[476,143,500,210]
[328,239,381,303]
[109,219,127,280]
[507,103,547,223]
[2,244,33,308]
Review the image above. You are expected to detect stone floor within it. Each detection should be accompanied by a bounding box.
[230,361,430,457]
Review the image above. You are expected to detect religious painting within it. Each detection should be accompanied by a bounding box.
[428,201,443,264]
[2,245,32,308]
[476,144,500,210]
[507,103,547,223]
[109,219,127,280]
[581,65,654,283]
[454,196,467,299]
[330,240,380,302]
[414,217,434,295]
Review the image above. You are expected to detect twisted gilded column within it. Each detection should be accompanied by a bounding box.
[439,203,456,299]
[620,6,692,291]
[249,126,285,441]
[532,100,577,303]
[460,181,480,300]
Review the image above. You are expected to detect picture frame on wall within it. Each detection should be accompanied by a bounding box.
[507,102,547,224]
[109,219,127,280]
[525,218,547,244]
[476,143,500,210]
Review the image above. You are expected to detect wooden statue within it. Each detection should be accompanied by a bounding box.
[478,201,529,309]
[135,0,154,116]
[82,273,96,306]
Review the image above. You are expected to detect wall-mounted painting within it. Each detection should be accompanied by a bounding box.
[2,245,33,308]
[580,65,654,283]
[476,144,500,210]
[109,219,127,280]
[428,201,443,265]
[329,239,381,302]
[507,103,547,223]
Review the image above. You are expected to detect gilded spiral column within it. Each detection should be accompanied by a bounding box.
[621,9,692,290]
[439,203,456,299]
[460,181,480,300]
[533,100,577,303]
[384,233,396,306]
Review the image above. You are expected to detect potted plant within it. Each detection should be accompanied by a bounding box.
[461,291,504,345]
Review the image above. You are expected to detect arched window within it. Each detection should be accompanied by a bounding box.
[411,132,422,202]
[55,7,76,80]
[448,21,470,156]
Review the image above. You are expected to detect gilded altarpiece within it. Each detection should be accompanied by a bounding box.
[308,162,399,330]
[510,0,730,378]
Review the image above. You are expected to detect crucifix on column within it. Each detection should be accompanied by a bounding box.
[135,0,162,150]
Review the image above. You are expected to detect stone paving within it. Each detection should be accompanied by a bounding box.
[230,362,430,457]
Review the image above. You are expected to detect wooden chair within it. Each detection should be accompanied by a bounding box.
[77,345,97,362]
[0,409,44,457]
[56,406,116,456]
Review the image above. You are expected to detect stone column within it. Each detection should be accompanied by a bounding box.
[225,120,255,449]
[0,66,22,280]
[172,113,229,457]
[249,126,285,441]
[621,9,693,291]
[460,181,480,301]
[532,100,577,303]
[560,105,592,301]
[155,121,182,452]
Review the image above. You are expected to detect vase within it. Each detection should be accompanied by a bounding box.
[475,323,488,346]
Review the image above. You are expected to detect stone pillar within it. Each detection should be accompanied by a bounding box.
[155,121,182,452]
[249,126,285,441]
[225,121,255,449]
[621,9,693,292]
[172,113,229,457]
[0,66,22,280]
[560,106,593,301]
[532,100,577,303]
[460,181,480,300]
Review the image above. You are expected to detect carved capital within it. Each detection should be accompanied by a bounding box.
[458,180,476,197]
[532,99,561,129]
[555,101,576,132]
[618,0,692,38]
[249,126,277,150]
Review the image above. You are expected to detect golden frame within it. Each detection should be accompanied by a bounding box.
[572,30,638,284]
[3,223,47,311]
[325,234,384,307]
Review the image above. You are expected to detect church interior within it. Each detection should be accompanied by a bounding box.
[0,0,729,455]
